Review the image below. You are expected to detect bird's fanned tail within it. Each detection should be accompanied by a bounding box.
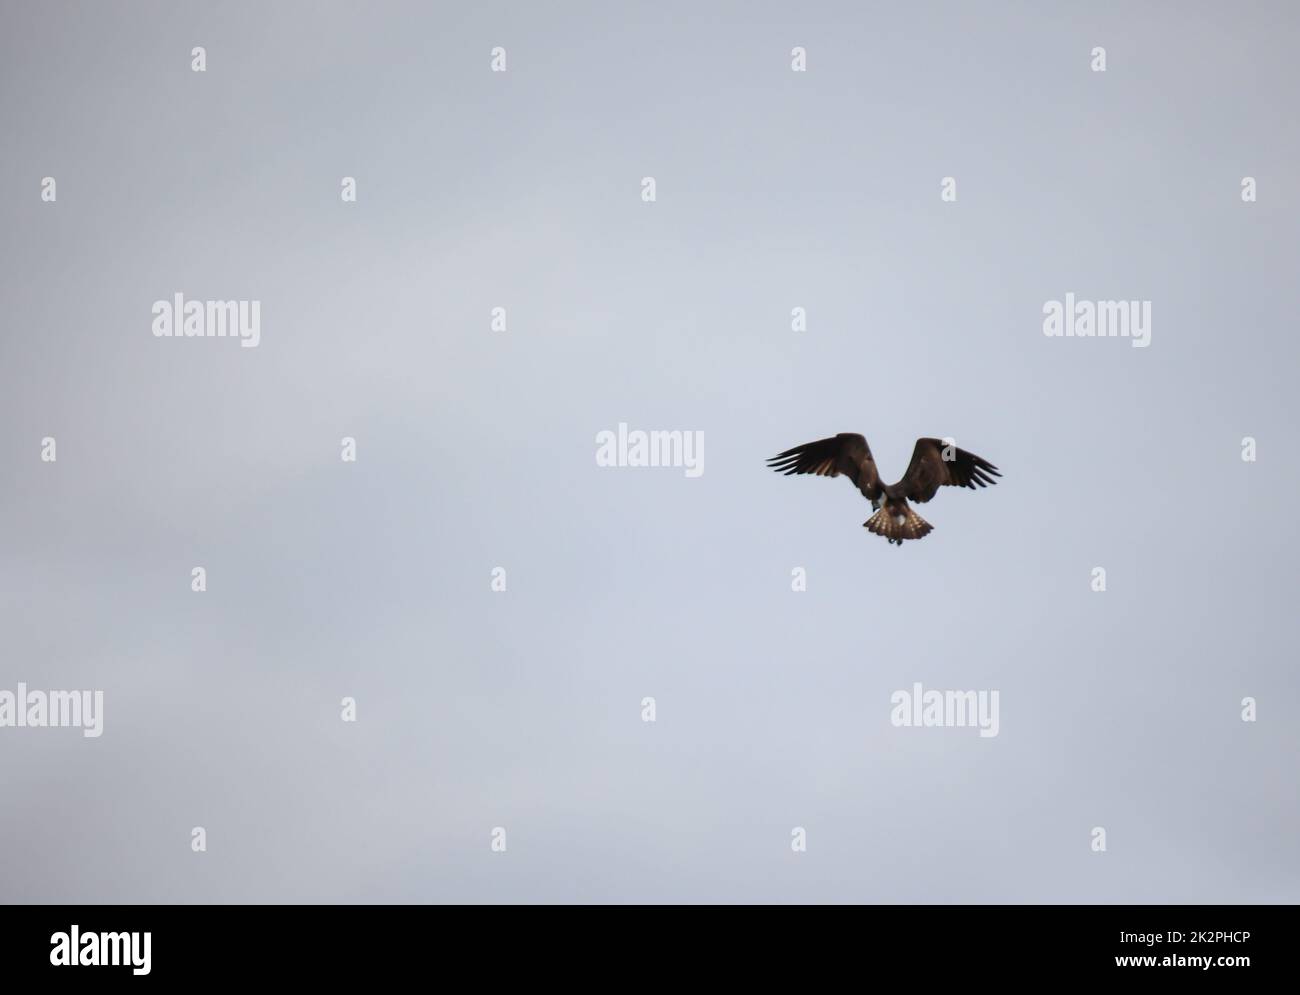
[863,504,933,545]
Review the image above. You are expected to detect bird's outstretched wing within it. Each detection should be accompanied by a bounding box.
[897,438,1001,503]
[766,433,878,490]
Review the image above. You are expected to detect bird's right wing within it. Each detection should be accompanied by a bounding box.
[766,433,878,489]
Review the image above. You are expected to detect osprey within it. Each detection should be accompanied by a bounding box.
[766,434,1001,545]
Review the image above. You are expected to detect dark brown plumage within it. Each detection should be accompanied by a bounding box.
[766,433,1001,545]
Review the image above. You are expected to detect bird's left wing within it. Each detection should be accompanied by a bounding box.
[898,438,1001,503]
[766,433,877,489]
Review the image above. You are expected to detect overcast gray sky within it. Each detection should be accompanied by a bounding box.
[1,0,1297,903]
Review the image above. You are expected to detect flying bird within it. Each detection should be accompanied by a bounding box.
[766,434,1001,545]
